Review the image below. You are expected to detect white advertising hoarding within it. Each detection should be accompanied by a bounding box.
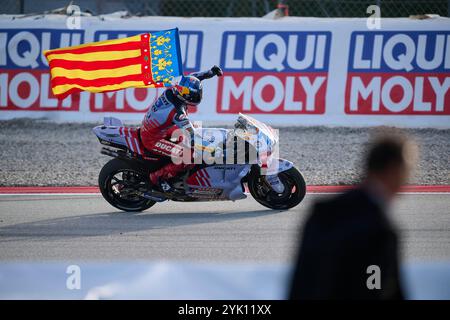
[0,15,449,127]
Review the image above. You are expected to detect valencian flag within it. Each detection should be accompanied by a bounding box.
[44,28,183,99]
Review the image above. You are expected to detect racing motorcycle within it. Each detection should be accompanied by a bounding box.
[93,113,306,212]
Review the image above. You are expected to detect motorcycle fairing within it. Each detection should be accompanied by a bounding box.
[103,117,123,127]
[263,158,294,175]
[185,164,250,201]
[93,125,146,156]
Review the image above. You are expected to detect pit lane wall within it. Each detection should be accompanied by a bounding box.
[1,15,449,128]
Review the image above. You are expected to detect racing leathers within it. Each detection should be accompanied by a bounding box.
[140,69,220,188]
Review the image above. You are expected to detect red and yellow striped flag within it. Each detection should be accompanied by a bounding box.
[44,29,183,99]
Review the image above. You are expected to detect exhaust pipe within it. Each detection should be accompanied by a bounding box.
[100,147,120,157]
[136,191,166,202]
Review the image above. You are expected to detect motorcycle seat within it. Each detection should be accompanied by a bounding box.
[116,126,158,160]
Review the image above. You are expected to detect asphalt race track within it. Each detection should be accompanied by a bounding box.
[0,193,449,262]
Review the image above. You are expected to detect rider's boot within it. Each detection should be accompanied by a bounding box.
[149,163,186,193]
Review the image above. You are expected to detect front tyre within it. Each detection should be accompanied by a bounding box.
[248,167,306,210]
[99,158,156,212]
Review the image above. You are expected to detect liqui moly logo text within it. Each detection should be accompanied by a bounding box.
[0,28,83,111]
[91,30,203,113]
[217,31,331,114]
[345,31,450,115]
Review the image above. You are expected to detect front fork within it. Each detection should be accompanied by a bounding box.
[265,174,285,193]
[260,158,294,194]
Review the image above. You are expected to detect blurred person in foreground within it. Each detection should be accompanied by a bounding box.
[289,135,417,300]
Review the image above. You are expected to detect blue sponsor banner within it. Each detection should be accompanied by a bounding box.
[348,31,450,73]
[220,31,331,72]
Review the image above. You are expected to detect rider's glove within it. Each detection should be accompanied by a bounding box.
[211,65,223,77]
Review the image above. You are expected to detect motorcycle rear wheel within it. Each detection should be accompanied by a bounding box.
[99,158,156,212]
[248,167,306,210]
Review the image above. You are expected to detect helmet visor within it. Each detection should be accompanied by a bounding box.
[188,89,202,105]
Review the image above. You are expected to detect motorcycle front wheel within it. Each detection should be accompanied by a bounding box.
[98,158,156,212]
[248,167,306,210]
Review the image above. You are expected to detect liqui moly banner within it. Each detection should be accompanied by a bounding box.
[218,31,330,114]
[0,28,84,112]
[346,31,450,115]
[0,15,449,127]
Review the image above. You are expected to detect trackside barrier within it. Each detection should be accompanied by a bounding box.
[1,15,449,127]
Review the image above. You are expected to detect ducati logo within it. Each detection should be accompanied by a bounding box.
[155,142,173,151]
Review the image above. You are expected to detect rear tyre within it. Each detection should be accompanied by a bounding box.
[99,158,156,212]
[248,167,306,210]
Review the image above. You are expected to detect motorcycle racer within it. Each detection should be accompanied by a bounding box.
[140,65,223,191]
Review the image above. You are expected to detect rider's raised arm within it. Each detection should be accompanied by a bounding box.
[190,65,223,81]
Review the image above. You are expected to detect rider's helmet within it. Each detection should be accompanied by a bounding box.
[172,75,203,105]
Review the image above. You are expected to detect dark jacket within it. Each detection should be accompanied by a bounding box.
[289,187,404,300]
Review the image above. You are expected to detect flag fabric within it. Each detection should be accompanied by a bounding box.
[44,28,183,99]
